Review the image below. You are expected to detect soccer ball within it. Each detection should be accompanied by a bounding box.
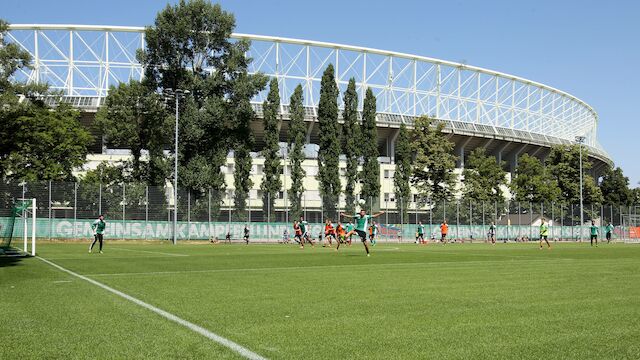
[358,199,366,206]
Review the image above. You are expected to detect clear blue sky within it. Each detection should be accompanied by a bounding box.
[4,0,639,186]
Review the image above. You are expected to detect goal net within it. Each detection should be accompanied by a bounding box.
[0,199,36,256]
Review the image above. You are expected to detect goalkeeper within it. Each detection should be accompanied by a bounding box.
[89,214,106,254]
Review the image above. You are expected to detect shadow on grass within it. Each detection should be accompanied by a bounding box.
[0,248,28,268]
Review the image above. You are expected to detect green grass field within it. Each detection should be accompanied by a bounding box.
[2,241,640,359]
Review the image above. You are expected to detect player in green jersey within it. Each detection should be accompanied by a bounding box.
[590,220,598,247]
[416,221,425,244]
[339,209,384,255]
[297,216,313,248]
[539,218,551,249]
[605,222,614,243]
[89,214,106,254]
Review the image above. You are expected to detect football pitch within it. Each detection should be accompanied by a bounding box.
[2,241,639,359]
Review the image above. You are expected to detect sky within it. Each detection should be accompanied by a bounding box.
[3,0,639,186]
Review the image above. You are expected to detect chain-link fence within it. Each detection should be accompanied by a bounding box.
[1,181,638,243]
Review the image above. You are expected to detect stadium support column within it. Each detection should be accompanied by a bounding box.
[387,128,400,164]
[494,142,511,166]
[454,137,472,168]
[506,144,527,173]
[306,121,314,143]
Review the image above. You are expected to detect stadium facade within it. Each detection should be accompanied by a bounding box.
[6,24,613,214]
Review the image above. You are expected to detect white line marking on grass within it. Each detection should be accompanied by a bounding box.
[36,256,267,360]
[109,248,189,257]
[53,280,72,283]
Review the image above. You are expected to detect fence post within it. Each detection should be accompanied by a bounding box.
[122,183,125,240]
[456,201,460,242]
[98,183,102,215]
[48,180,52,240]
[73,182,78,239]
[469,200,473,241]
[268,192,271,242]
[518,202,521,239]
[428,197,432,240]
[482,201,485,241]
[560,203,564,241]
[187,190,191,241]
[529,202,533,241]
[145,185,148,240]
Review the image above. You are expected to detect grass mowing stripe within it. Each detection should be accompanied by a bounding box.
[109,247,189,257]
[36,256,267,360]
[83,257,582,277]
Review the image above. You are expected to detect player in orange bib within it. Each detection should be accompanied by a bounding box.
[336,222,346,244]
[440,219,449,244]
[324,219,336,247]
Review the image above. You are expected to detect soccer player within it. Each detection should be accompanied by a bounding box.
[590,220,598,247]
[293,220,304,248]
[336,222,346,244]
[324,219,336,247]
[297,216,314,248]
[539,218,551,249]
[345,221,354,245]
[282,228,290,244]
[339,209,384,255]
[488,221,496,245]
[605,221,614,244]
[369,221,380,246]
[89,214,106,254]
[243,225,250,245]
[440,219,449,244]
[416,221,425,244]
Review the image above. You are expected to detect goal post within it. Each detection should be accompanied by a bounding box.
[21,198,37,256]
[0,198,36,256]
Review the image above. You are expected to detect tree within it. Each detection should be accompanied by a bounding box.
[2,103,93,181]
[360,88,380,208]
[462,148,508,204]
[317,64,341,218]
[342,78,360,214]
[511,153,561,203]
[394,123,411,221]
[95,81,169,185]
[546,144,603,205]
[1,19,90,181]
[600,167,632,205]
[289,85,306,219]
[260,78,282,220]
[410,116,457,203]
[137,1,267,212]
[288,85,306,220]
[0,19,38,101]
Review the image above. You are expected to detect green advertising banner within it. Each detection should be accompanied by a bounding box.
[1,217,628,242]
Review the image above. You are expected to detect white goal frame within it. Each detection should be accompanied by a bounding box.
[18,198,37,256]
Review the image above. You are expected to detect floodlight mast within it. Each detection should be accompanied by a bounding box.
[164,89,190,245]
[575,136,586,242]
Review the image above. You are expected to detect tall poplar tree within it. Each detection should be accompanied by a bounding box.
[342,78,360,214]
[317,64,341,219]
[360,88,380,208]
[394,123,411,220]
[260,78,282,220]
[462,148,508,204]
[288,85,306,220]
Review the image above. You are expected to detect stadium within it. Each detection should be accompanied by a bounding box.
[6,24,612,214]
[3,17,640,360]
